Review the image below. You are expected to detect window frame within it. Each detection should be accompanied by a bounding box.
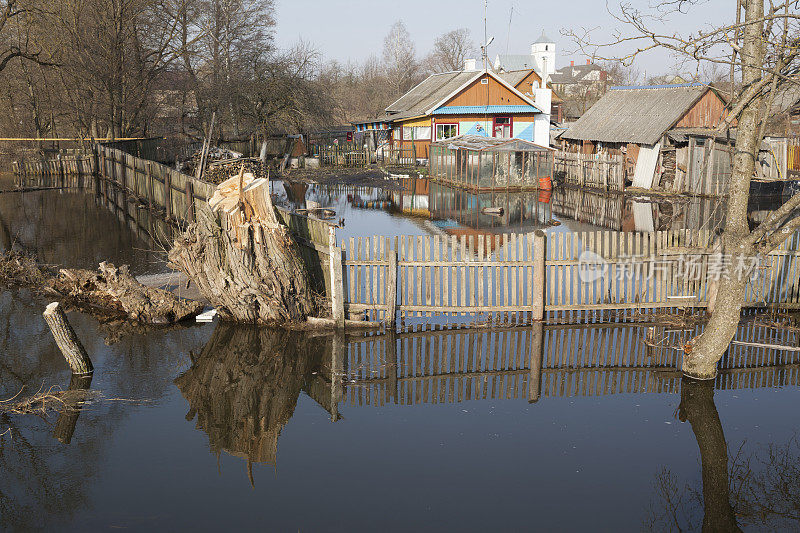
[435,122,459,141]
[492,116,513,138]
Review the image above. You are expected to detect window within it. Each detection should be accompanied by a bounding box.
[436,123,458,140]
[403,126,432,140]
[493,117,512,138]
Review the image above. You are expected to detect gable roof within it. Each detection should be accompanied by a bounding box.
[770,84,800,115]
[386,70,542,120]
[495,54,538,72]
[498,69,539,88]
[560,83,713,145]
[385,71,477,116]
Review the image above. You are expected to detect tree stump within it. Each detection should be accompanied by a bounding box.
[43,302,93,375]
[168,172,318,325]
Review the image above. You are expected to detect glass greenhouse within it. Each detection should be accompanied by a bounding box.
[429,135,554,191]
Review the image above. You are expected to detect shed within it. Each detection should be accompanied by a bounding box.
[429,134,553,191]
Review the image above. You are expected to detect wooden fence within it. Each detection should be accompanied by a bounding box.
[317,145,370,168]
[12,154,95,177]
[554,151,626,191]
[319,228,800,328]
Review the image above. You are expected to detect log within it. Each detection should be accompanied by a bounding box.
[0,251,203,324]
[43,302,93,375]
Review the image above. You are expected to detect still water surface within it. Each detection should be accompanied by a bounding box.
[0,179,798,532]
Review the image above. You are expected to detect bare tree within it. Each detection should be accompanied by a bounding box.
[426,28,475,73]
[383,20,423,96]
[567,0,800,379]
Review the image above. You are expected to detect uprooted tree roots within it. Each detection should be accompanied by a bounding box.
[0,252,203,324]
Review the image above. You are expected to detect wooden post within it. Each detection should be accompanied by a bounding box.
[386,249,398,328]
[43,302,93,375]
[186,180,196,222]
[164,170,173,220]
[146,161,154,209]
[387,331,398,404]
[532,230,546,321]
[528,322,544,402]
[328,226,345,329]
[330,331,344,421]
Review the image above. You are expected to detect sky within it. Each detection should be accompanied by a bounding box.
[274,0,730,76]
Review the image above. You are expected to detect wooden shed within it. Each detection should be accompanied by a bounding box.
[559,83,731,191]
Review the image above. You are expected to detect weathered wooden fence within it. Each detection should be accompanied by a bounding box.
[317,228,800,328]
[12,154,95,177]
[554,151,626,191]
[317,145,370,168]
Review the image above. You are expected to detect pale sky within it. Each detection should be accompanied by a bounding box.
[274,0,730,76]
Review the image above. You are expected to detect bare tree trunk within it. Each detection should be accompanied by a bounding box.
[683,0,764,379]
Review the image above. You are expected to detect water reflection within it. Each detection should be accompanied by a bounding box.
[174,326,333,480]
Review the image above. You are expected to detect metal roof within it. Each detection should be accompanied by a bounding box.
[431,134,552,152]
[534,31,553,44]
[560,84,711,145]
[495,54,537,72]
[385,71,478,115]
[432,105,542,115]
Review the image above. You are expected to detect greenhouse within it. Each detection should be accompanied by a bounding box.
[429,135,554,191]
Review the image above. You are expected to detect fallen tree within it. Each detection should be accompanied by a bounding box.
[0,252,203,324]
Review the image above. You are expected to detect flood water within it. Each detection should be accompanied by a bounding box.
[1,175,799,532]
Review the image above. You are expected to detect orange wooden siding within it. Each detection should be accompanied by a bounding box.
[447,74,529,107]
[674,90,729,128]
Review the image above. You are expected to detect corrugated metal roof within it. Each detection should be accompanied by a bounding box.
[560,84,710,145]
[495,54,537,72]
[433,105,542,115]
[385,71,478,115]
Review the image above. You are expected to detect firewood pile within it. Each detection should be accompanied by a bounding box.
[178,147,267,184]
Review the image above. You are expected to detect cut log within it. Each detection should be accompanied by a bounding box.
[43,302,93,375]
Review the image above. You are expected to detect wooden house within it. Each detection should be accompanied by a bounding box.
[559,83,731,191]
[371,69,550,162]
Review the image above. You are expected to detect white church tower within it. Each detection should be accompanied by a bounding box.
[531,31,556,81]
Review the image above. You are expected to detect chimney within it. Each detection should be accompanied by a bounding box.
[571,60,574,67]
[464,58,477,71]
[586,59,591,65]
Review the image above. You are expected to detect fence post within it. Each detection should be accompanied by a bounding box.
[186,180,195,223]
[386,249,398,328]
[528,321,544,402]
[145,161,154,209]
[328,226,345,329]
[532,230,546,321]
[164,170,173,220]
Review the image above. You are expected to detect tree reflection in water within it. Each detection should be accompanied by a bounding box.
[646,378,800,532]
[175,325,333,484]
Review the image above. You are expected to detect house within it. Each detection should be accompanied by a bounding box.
[368,68,551,161]
[768,85,800,135]
[549,61,610,102]
[559,83,732,192]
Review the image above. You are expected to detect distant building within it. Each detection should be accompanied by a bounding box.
[549,61,609,99]
[494,31,557,80]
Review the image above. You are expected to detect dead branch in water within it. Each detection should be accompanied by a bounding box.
[0,251,203,324]
[0,385,97,416]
